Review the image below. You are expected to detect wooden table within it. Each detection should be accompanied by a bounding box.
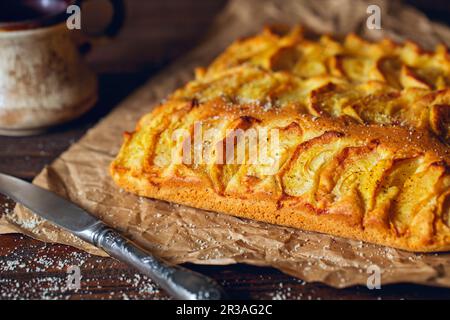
[1,73,450,300]
[2,0,450,300]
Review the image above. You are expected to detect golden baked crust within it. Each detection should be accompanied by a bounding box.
[111,27,450,252]
[190,27,450,142]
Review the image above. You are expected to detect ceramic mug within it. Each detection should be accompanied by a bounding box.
[0,0,124,136]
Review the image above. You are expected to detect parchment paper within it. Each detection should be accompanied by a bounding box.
[2,0,450,288]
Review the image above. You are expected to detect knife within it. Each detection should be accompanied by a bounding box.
[0,173,227,300]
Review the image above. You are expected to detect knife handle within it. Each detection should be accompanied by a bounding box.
[90,226,227,300]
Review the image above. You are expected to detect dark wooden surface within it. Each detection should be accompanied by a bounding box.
[2,0,450,301]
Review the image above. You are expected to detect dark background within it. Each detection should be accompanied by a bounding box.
[83,0,450,72]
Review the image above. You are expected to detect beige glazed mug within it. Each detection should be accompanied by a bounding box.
[0,0,124,136]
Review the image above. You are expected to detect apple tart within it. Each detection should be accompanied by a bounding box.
[111,27,450,252]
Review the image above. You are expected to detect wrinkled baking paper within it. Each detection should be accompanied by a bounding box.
[2,0,450,288]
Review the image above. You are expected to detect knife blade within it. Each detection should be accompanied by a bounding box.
[0,173,227,300]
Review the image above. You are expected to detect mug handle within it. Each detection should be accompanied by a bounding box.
[75,0,125,38]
